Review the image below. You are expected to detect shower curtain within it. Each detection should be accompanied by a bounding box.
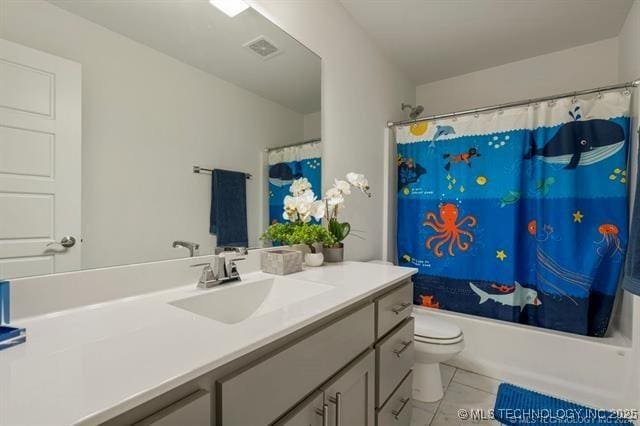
[268,141,322,224]
[396,91,632,337]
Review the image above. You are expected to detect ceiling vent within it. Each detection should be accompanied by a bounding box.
[243,36,282,60]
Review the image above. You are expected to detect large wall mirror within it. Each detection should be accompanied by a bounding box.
[0,0,321,279]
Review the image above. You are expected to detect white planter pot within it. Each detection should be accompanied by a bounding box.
[304,252,324,267]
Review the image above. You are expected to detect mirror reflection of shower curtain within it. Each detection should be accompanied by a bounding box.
[268,141,322,224]
[395,91,631,337]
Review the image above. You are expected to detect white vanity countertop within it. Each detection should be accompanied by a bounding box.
[0,261,416,425]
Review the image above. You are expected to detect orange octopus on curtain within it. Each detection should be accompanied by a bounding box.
[423,203,477,257]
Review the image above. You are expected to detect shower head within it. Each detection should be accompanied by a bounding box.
[401,103,424,120]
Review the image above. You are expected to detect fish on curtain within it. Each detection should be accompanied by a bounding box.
[396,91,632,337]
[268,141,322,224]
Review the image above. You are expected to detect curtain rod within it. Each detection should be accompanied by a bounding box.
[387,78,640,128]
[265,138,321,152]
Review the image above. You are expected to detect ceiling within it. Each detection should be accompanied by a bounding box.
[50,0,321,114]
[340,0,633,85]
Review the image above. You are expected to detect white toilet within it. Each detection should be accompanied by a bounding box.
[412,312,465,402]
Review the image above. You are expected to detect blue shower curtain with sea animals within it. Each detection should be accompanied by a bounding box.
[268,141,322,224]
[396,92,632,336]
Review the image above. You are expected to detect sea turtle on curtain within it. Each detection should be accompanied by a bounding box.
[524,119,625,169]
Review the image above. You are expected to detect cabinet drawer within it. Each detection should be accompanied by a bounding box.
[376,371,413,426]
[217,304,375,426]
[134,390,210,426]
[376,281,412,338]
[375,318,414,408]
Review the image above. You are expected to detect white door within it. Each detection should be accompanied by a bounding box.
[0,38,81,278]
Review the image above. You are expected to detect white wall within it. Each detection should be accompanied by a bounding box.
[1,0,304,270]
[416,38,620,115]
[619,0,640,84]
[250,0,415,261]
[303,111,321,140]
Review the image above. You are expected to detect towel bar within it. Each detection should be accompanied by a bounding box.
[193,166,252,179]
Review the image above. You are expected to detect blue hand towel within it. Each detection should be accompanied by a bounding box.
[210,169,248,247]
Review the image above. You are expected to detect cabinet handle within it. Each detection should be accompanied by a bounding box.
[392,397,410,420]
[391,301,412,315]
[315,404,329,426]
[328,392,342,426]
[392,340,413,357]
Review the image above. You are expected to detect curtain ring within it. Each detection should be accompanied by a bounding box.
[532,102,540,109]
[474,113,479,118]
[623,87,631,96]
[596,91,603,100]
[497,109,504,115]
[548,99,556,107]
[452,114,457,122]
[571,96,578,104]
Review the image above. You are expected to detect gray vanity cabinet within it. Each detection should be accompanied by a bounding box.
[275,392,326,426]
[376,371,413,426]
[276,350,375,426]
[217,304,375,425]
[322,350,375,426]
[134,390,211,426]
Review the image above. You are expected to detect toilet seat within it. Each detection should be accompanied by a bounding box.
[413,314,463,345]
[415,333,464,345]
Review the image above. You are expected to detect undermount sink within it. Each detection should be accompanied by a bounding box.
[170,277,333,324]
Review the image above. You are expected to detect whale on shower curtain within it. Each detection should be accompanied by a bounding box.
[395,91,631,337]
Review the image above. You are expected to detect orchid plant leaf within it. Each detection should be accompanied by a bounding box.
[329,218,351,242]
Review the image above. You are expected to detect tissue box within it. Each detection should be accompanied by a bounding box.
[261,249,303,275]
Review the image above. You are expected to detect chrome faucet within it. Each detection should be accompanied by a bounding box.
[173,240,200,257]
[191,251,245,289]
[215,246,249,255]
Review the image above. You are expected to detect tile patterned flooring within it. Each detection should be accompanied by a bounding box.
[410,364,502,425]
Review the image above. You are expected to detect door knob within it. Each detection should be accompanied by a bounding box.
[46,236,76,248]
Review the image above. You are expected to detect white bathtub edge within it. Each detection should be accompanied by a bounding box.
[414,306,636,409]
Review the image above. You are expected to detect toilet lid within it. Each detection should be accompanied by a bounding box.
[413,314,463,341]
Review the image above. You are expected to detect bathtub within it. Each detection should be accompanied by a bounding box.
[413,304,639,409]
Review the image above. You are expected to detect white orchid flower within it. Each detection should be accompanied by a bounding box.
[346,172,371,197]
[300,189,316,203]
[298,210,312,223]
[325,187,344,207]
[334,179,351,195]
[310,200,325,221]
[282,188,324,223]
[289,177,312,196]
[282,195,300,221]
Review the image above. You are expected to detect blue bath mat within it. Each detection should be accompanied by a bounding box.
[494,383,634,425]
